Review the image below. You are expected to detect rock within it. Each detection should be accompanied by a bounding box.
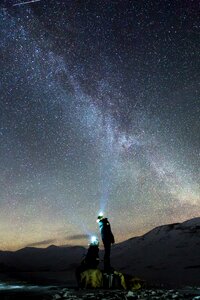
[127,291,135,296]
[48,287,199,300]
[62,288,70,292]
[151,291,156,295]
[63,291,71,297]
[126,290,138,299]
[53,294,62,300]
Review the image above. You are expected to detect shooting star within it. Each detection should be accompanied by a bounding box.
[13,0,41,7]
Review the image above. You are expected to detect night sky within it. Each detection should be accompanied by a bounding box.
[0,0,199,251]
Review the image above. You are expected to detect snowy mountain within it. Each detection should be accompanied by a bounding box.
[112,217,200,285]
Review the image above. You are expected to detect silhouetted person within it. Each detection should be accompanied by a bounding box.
[85,240,100,269]
[76,237,99,287]
[97,214,115,272]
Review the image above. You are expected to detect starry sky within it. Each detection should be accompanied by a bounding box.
[0,0,199,251]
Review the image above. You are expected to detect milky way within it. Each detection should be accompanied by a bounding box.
[0,0,199,250]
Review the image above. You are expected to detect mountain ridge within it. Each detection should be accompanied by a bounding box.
[0,217,199,286]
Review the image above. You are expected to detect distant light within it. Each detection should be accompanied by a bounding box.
[0,284,25,290]
[9,285,24,289]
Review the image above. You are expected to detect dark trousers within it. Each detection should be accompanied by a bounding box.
[103,241,111,271]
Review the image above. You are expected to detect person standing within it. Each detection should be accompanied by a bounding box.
[97,213,115,272]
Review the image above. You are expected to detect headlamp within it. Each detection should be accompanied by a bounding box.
[96,211,104,223]
[90,236,99,245]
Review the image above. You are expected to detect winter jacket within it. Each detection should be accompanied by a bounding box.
[85,244,99,268]
[98,218,115,243]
